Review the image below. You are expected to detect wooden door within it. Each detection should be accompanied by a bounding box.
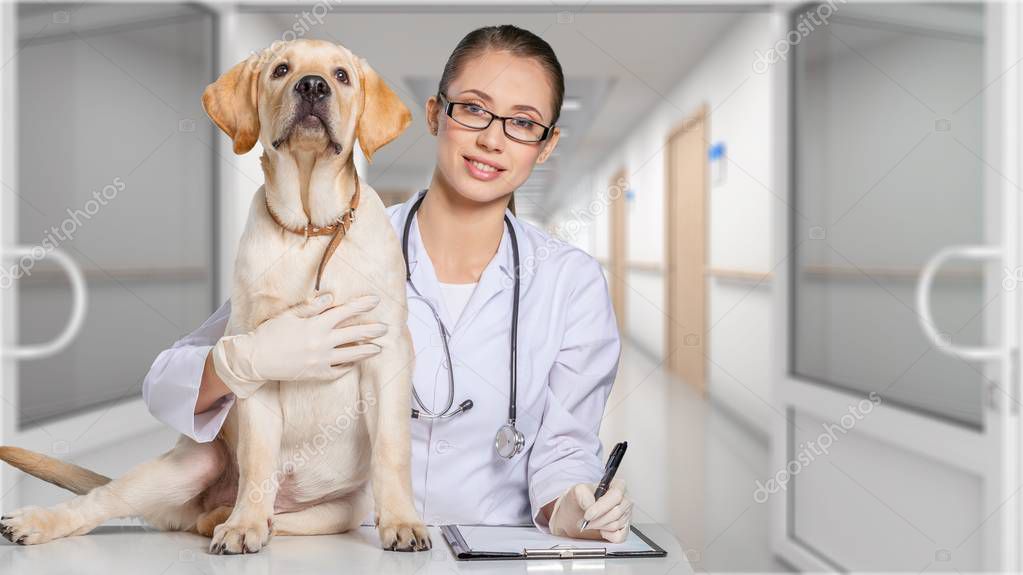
[608,168,628,333]
[665,105,708,394]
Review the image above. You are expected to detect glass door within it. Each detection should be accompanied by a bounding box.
[1,3,218,503]
[772,2,1020,571]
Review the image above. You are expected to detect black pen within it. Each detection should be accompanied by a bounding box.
[579,441,628,531]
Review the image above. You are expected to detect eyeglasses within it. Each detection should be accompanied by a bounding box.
[437,92,553,143]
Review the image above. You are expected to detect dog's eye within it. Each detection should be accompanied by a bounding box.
[335,68,349,85]
[272,63,289,78]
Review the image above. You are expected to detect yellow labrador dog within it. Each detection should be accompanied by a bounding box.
[0,38,430,554]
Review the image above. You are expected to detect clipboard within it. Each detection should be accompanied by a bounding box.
[440,524,668,560]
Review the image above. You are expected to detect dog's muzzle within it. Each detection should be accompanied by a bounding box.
[271,75,343,154]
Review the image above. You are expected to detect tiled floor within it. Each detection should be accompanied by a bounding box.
[2,342,791,572]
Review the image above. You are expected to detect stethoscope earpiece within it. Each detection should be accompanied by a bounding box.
[403,190,521,460]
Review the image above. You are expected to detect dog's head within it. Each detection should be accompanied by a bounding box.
[202,39,411,162]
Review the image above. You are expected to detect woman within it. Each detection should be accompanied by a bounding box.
[143,25,633,543]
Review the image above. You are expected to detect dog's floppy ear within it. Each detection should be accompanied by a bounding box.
[202,51,262,155]
[355,57,412,163]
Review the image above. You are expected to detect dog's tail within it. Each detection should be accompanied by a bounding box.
[0,446,111,495]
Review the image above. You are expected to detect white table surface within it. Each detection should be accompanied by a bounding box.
[0,522,693,575]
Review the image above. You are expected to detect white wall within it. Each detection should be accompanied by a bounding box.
[552,13,778,436]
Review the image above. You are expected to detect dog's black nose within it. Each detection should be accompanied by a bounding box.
[295,75,330,102]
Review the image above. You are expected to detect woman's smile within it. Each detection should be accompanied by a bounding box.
[462,154,506,181]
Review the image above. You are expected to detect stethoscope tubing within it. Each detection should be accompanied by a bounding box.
[401,191,520,428]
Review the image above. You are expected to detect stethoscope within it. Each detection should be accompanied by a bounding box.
[402,190,525,460]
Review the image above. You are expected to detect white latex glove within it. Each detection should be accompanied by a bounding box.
[548,478,633,543]
[211,292,386,398]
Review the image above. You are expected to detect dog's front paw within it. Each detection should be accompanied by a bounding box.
[0,505,79,545]
[378,520,431,552]
[209,516,272,555]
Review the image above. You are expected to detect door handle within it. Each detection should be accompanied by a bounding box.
[2,246,87,360]
[916,245,1003,361]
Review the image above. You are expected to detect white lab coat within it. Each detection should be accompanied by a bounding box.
[141,189,622,532]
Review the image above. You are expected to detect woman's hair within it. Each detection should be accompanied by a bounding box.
[437,25,565,216]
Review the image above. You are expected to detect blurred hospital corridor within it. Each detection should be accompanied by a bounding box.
[2,1,1023,573]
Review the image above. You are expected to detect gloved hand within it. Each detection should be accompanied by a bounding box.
[211,292,386,398]
[548,478,633,543]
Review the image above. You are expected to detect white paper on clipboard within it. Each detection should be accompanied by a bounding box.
[453,524,658,554]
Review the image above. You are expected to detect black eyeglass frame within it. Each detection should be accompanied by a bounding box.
[437,92,554,143]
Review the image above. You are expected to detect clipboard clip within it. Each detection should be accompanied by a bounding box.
[523,545,607,559]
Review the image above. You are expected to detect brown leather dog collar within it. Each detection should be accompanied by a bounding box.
[264,177,360,291]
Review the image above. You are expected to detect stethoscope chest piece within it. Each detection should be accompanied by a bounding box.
[495,422,525,459]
